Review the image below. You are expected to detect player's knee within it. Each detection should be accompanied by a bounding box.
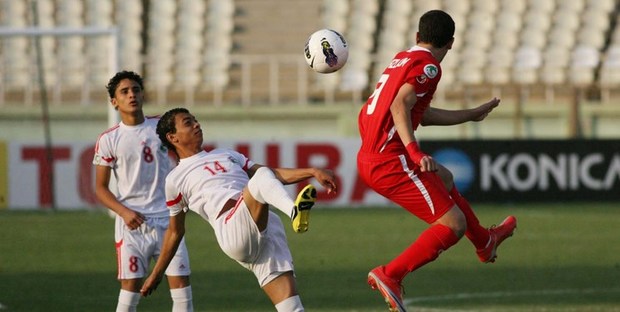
[438,206,466,237]
[167,275,191,288]
[247,167,275,203]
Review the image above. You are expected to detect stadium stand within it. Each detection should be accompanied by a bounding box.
[0,0,29,93]
[1,0,620,137]
[203,0,234,95]
[114,1,143,73]
[174,0,206,99]
[56,0,85,89]
[339,0,378,98]
[146,0,176,105]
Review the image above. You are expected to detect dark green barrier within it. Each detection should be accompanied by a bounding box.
[421,140,620,202]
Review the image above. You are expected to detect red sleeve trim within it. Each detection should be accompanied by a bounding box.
[166,192,183,207]
[243,159,250,170]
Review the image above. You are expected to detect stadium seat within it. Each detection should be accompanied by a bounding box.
[1,1,30,91]
[548,27,577,49]
[528,0,555,13]
[320,0,348,93]
[460,47,487,69]
[146,0,176,103]
[443,0,470,15]
[471,0,498,13]
[203,0,235,90]
[568,45,600,86]
[485,48,514,86]
[599,45,620,102]
[588,0,616,12]
[457,66,484,86]
[540,47,571,103]
[114,1,143,71]
[174,0,206,90]
[57,0,86,88]
[557,0,586,12]
[338,0,378,92]
[495,10,522,33]
[499,0,526,14]
[523,11,552,34]
[493,28,519,50]
[512,46,542,85]
[520,28,547,49]
[321,0,348,31]
[467,11,495,32]
[35,0,58,89]
[581,9,612,32]
[340,68,369,92]
[463,28,492,50]
[552,10,581,32]
[577,27,607,49]
[410,0,441,34]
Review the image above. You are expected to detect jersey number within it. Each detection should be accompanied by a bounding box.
[204,161,228,175]
[143,146,154,163]
[366,74,389,115]
[129,256,139,272]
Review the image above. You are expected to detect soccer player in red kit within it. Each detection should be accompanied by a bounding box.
[357,10,517,312]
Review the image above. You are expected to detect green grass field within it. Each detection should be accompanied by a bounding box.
[1,203,619,312]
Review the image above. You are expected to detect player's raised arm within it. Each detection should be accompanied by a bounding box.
[248,164,337,194]
[421,97,501,126]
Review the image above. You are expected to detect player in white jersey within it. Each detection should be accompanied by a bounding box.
[93,71,193,312]
[139,107,338,312]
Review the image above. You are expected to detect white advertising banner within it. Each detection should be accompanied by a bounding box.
[3,139,391,210]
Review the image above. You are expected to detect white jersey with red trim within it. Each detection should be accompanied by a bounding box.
[93,117,172,217]
[165,149,255,225]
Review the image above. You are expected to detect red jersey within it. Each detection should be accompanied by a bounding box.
[358,46,441,155]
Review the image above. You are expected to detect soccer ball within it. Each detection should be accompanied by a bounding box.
[304,29,348,73]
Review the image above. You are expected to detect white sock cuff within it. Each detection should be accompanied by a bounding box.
[118,289,140,306]
[274,295,304,312]
[170,286,193,312]
[170,285,193,300]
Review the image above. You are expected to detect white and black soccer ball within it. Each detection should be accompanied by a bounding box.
[304,29,348,73]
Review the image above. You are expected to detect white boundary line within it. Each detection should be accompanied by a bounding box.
[405,287,620,304]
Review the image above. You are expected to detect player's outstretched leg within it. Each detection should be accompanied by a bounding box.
[368,266,406,312]
[477,215,517,263]
[291,184,316,233]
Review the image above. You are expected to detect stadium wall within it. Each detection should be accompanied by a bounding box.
[2,134,619,210]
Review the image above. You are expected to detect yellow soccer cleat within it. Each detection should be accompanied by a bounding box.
[291,184,316,233]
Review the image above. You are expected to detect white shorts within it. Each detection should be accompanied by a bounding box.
[115,215,191,280]
[212,202,294,287]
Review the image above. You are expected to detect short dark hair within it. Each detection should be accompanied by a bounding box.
[418,10,455,48]
[106,70,144,99]
[156,107,190,153]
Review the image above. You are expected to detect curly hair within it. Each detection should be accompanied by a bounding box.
[418,10,455,48]
[106,70,144,99]
[156,107,189,155]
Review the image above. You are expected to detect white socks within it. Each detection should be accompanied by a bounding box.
[247,167,296,217]
[116,289,140,312]
[116,287,193,312]
[275,295,304,312]
[171,286,194,312]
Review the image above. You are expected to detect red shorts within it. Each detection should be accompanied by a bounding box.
[357,151,454,224]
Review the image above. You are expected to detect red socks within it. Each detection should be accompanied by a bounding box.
[449,187,490,250]
[384,224,460,282]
